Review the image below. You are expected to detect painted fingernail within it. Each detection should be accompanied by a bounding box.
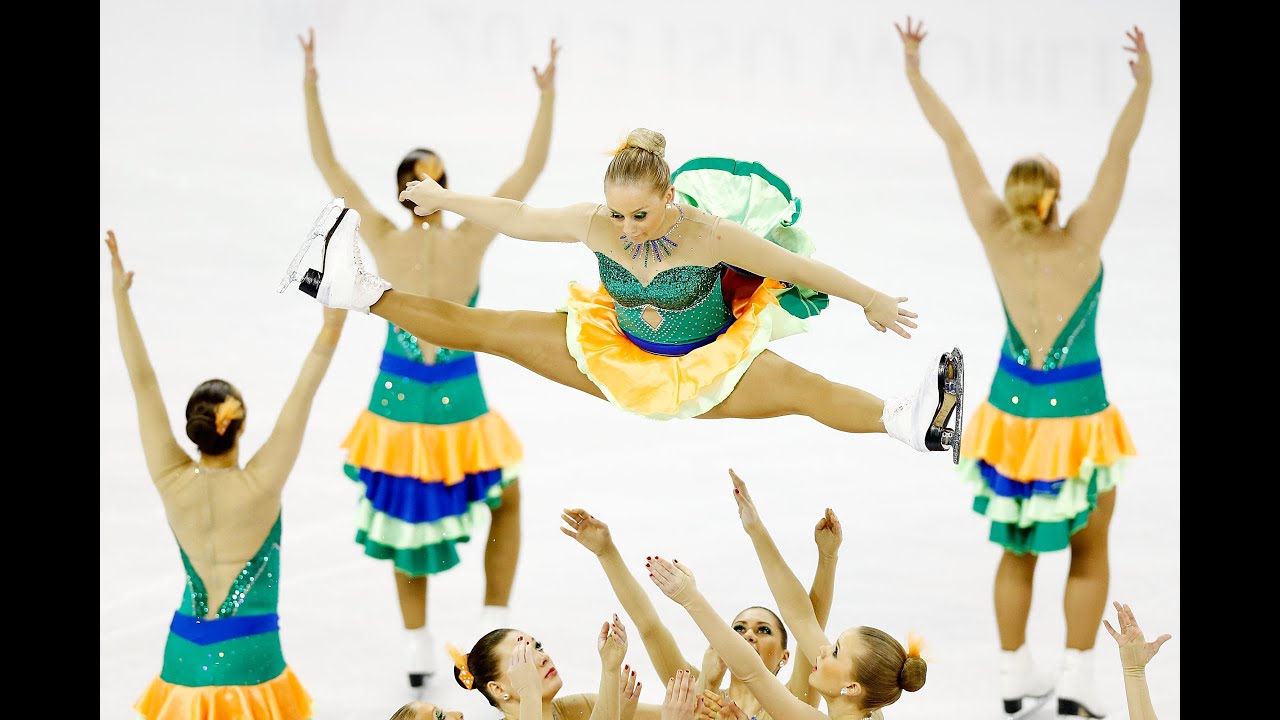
[645,563,650,567]
[517,636,522,641]
[734,489,740,494]
[674,559,679,564]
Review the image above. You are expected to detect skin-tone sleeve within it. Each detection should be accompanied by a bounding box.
[303,65,397,245]
[903,61,1009,236]
[244,310,346,493]
[1065,55,1153,248]
[419,187,598,244]
[462,75,557,246]
[111,270,191,484]
[652,562,829,720]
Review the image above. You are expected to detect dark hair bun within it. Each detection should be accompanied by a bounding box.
[899,656,927,692]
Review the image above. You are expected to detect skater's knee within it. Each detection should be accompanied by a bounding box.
[773,359,828,415]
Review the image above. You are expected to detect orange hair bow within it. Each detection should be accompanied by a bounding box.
[1035,188,1058,222]
[906,631,926,659]
[214,397,245,436]
[448,643,474,690]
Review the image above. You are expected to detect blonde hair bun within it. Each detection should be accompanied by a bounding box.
[626,128,666,159]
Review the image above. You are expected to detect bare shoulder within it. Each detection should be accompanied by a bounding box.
[555,694,596,719]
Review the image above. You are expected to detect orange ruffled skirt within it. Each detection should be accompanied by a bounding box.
[561,278,809,420]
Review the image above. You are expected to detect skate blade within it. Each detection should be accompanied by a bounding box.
[1004,690,1053,719]
[278,198,345,293]
[925,348,964,463]
[1057,697,1105,718]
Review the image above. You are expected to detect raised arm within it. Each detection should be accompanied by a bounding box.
[460,38,560,246]
[402,176,596,244]
[649,560,828,720]
[493,39,559,202]
[244,307,346,492]
[1066,27,1153,248]
[562,509,694,682]
[106,231,191,483]
[896,17,1008,235]
[1102,601,1170,720]
[784,509,842,704]
[709,219,919,338]
[299,28,396,243]
[590,616,629,720]
[727,471,829,662]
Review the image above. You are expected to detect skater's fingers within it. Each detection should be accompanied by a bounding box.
[899,308,919,319]
[899,318,919,329]
[890,323,912,339]
[1102,619,1120,640]
[1151,634,1172,653]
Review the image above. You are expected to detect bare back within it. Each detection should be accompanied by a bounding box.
[979,223,1103,369]
[365,219,492,360]
[154,463,285,620]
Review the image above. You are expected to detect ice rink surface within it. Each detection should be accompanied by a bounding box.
[101,2,1179,717]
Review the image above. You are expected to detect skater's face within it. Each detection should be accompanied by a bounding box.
[809,628,864,701]
[490,630,563,701]
[605,183,678,244]
[396,702,463,720]
[731,608,790,674]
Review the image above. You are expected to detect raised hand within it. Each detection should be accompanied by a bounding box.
[560,508,614,556]
[1123,26,1151,82]
[400,177,446,220]
[509,635,543,699]
[728,469,762,533]
[647,556,696,606]
[532,37,561,92]
[863,292,919,339]
[814,507,843,560]
[620,663,642,720]
[599,613,629,670]
[1102,601,1171,671]
[662,669,702,720]
[104,230,134,294]
[297,27,317,80]
[716,698,749,720]
[894,16,928,69]
[696,689,722,720]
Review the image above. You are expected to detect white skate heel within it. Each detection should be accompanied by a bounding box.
[278,199,390,313]
[1000,645,1054,718]
[406,626,438,691]
[882,348,964,463]
[1057,649,1105,718]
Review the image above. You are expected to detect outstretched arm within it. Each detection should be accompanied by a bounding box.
[1066,27,1153,247]
[896,17,1008,235]
[299,28,396,243]
[649,559,828,720]
[727,471,829,662]
[1103,601,1170,720]
[402,176,596,244]
[784,509,842,704]
[709,219,919,339]
[106,231,190,483]
[245,307,346,492]
[562,509,694,682]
